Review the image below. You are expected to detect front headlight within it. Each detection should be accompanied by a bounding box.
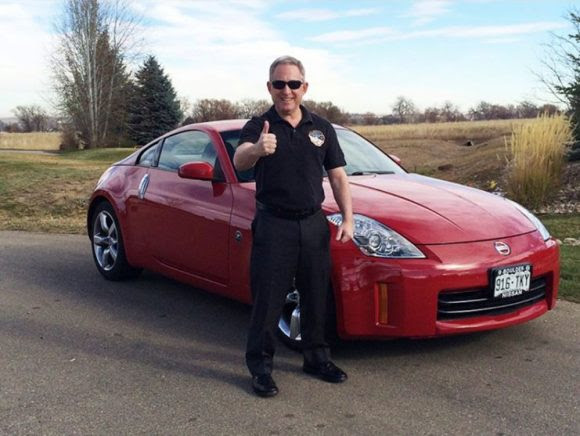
[506,199,551,241]
[327,213,425,258]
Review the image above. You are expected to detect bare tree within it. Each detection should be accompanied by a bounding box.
[423,106,440,123]
[12,105,50,132]
[468,101,516,120]
[362,112,379,125]
[185,99,240,123]
[539,8,580,161]
[440,101,464,122]
[3,123,23,133]
[538,9,579,106]
[303,100,349,124]
[392,96,417,123]
[539,103,561,116]
[515,101,540,118]
[51,0,139,148]
[178,95,193,123]
[235,99,271,119]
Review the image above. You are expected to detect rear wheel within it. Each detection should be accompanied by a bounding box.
[90,201,141,281]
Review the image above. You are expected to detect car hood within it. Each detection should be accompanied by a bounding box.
[322,174,536,244]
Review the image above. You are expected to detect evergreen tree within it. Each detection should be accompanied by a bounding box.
[127,56,182,145]
[555,11,580,158]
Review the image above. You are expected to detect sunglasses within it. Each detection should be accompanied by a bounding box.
[271,80,303,90]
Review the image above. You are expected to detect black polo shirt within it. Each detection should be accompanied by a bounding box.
[239,105,346,211]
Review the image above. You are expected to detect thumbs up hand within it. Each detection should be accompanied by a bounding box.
[254,121,277,157]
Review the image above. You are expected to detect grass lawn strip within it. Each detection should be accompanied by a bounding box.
[0,150,133,234]
[0,149,577,302]
[558,246,580,303]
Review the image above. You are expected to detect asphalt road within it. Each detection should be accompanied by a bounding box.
[1,231,578,435]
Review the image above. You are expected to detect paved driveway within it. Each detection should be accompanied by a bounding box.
[1,231,578,435]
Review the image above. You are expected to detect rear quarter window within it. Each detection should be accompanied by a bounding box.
[137,141,161,167]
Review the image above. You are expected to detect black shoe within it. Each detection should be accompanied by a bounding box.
[252,374,279,397]
[303,361,347,383]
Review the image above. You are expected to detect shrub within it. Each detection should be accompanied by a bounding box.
[506,114,573,209]
[60,124,81,151]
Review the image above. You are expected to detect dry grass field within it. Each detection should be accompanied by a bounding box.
[0,123,577,300]
[352,119,536,189]
[353,118,533,141]
[0,149,132,234]
[0,132,61,150]
[506,115,573,208]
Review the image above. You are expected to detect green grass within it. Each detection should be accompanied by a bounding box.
[0,149,134,233]
[59,148,137,162]
[540,213,580,239]
[559,246,580,303]
[540,213,580,302]
[0,149,577,303]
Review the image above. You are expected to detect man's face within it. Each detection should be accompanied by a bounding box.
[267,64,308,117]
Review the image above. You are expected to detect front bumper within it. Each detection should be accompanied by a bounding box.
[330,232,559,339]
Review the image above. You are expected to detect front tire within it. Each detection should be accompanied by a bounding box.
[90,201,141,281]
[278,289,302,350]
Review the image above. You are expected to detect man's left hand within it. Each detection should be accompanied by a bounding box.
[335,221,354,243]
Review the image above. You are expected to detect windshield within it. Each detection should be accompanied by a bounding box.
[335,129,405,176]
[219,127,405,182]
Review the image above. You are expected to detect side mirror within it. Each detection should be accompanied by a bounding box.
[178,161,214,181]
[389,154,402,166]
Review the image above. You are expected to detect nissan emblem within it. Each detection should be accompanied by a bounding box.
[494,241,511,256]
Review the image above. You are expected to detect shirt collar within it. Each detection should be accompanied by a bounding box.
[266,105,313,127]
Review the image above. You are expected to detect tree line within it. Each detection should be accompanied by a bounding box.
[3,96,563,135]
[2,0,578,159]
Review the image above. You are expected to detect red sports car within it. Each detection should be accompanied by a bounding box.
[88,120,559,348]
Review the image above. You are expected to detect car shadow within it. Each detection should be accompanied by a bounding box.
[8,245,302,394]
[6,235,540,395]
[332,331,494,359]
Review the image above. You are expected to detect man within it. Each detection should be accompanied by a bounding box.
[234,55,354,397]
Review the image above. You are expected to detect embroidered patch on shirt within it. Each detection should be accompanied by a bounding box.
[308,130,325,147]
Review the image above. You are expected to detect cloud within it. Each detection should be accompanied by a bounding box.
[132,1,353,107]
[405,0,453,26]
[309,27,397,43]
[428,22,567,38]
[0,2,57,116]
[275,7,377,22]
[0,0,565,118]
[310,21,567,45]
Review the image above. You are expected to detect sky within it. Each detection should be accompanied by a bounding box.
[0,0,576,118]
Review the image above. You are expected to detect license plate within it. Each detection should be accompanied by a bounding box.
[491,264,532,299]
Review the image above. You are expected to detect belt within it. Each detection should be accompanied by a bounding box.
[256,201,321,220]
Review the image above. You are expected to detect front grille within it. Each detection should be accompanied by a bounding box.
[437,277,547,320]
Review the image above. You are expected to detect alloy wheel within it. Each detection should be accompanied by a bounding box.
[278,289,301,343]
[92,210,119,271]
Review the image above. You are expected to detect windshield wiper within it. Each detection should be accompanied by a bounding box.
[349,170,395,176]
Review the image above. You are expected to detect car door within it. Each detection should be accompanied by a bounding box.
[124,140,162,264]
[138,130,233,284]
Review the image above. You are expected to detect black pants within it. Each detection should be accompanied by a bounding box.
[245,209,331,376]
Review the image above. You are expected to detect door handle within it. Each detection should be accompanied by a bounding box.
[138,174,150,199]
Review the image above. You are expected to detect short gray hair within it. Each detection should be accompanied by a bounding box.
[269,56,305,80]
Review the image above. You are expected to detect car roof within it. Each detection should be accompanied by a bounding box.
[184,119,248,133]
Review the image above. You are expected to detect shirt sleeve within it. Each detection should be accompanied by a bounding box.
[238,116,263,146]
[323,124,346,170]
